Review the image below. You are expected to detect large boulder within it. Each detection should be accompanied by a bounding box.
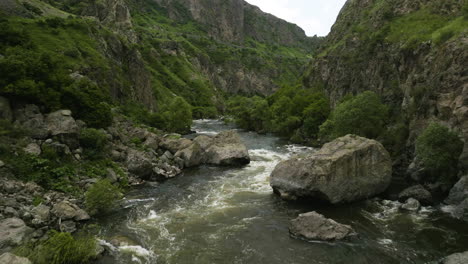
[289,211,356,241]
[444,176,468,220]
[174,142,204,168]
[0,96,13,122]
[159,136,192,154]
[126,149,154,179]
[0,253,32,264]
[440,251,468,264]
[204,130,250,166]
[0,218,32,251]
[270,134,392,203]
[51,201,90,221]
[398,185,433,205]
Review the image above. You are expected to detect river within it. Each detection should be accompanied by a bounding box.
[96,120,468,264]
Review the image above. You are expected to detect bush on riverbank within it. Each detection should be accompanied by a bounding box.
[16,231,97,264]
[416,122,463,182]
[85,179,122,215]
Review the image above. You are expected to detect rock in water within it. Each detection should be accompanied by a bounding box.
[444,176,468,220]
[401,198,421,212]
[440,251,468,264]
[270,134,392,203]
[398,185,433,205]
[289,211,355,241]
[204,130,250,166]
[0,253,32,264]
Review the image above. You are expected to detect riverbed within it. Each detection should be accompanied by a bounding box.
[97,120,468,264]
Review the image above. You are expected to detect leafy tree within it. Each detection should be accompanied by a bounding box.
[165,96,192,134]
[319,91,388,140]
[415,123,463,182]
[79,128,109,159]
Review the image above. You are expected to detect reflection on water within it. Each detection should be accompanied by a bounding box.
[97,120,468,264]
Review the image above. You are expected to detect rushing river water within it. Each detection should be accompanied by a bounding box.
[97,120,468,264]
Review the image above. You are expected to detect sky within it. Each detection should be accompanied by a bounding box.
[245,0,348,36]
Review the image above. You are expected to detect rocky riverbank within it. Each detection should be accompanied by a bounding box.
[0,96,250,262]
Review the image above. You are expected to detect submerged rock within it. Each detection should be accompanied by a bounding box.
[271,134,392,203]
[400,198,421,212]
[440,251,468,264]
[289,211,355,241]
[0,253,31,264]
[398,185,433,205]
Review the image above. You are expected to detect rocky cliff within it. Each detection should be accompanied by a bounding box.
[302,0,468,170]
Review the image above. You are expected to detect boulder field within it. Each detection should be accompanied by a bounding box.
[270,134,392,204]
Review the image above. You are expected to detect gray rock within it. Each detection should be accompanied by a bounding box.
[45,110,79,136]
[59,220,77,233]
[52,201,90,221]
[126,149,153,179]
[13,105,48,139]
[175,142,204,168]
[0,218,32,250]
[143,135,160,149]
[106,168,119,183]
[0,96,13,122]
[401,198,421,212]
[31,204,50,226]
[398,185,433,205]
[3,207,18,217]
[445,176,468,205]
[159,136,192,154]
[23,143,41,156]
[289,211,356,241]
[271,135,392,203]
[0,160,4,168]
[204,130,250,166]
[440,251,468,264]
[0,253,32,264]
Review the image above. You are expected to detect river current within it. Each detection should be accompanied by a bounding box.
[96,120,468,264]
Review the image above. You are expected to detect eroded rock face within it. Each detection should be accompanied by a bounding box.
[270,135,392,203]
[289,211,355,241]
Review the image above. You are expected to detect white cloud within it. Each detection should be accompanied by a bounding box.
[245,0,347,36]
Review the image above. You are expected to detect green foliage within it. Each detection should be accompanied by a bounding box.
[165,97,193,134]
[5,153,78,194]
[227,87,329,142]
[415,123,463,181]
[0,119,25,138]
[22,231,97,264]
[85,179,122,215]
[319,91,388,140]
[79,128,109,159]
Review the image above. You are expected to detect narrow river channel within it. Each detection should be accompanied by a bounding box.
[97,120,468,264]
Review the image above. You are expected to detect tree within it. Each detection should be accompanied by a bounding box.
[415,123,463,182]
[319,91,388,140]
[166,97,192,134]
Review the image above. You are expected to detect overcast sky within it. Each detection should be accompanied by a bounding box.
[245,0,347,36]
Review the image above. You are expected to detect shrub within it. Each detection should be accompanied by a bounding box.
[319,91,388,140]
[85,179,122,215]
[79,128,108,159]
[164,97,192,134]
[27,231,97,264]
[415,123,463,181]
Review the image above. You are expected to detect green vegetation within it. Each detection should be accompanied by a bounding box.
[79,128,109,159]
[16,231,97,264]
[85,179,122,215]
[416,123,463,182]
[227,85,329,143]
[319,91,388,140]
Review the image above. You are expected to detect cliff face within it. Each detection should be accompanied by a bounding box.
[154,0,315,50]
[303,0,468,169]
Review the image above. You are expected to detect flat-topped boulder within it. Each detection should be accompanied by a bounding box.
[175,130,250,167]
[270,134,392,204]
[289,211,356,241]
